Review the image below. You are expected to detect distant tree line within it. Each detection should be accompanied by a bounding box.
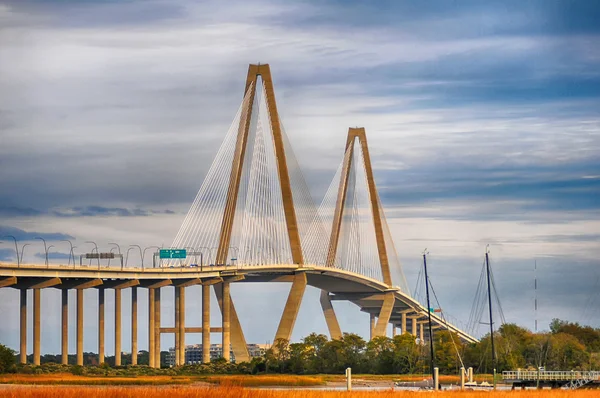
[261,319,600,374]
[1,319,598,375]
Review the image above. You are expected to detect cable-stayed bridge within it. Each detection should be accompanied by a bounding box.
[0,64,477,368]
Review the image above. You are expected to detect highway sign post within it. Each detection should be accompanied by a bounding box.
[159,249,187,259]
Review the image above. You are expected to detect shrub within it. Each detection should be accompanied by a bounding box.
[0,344,16,374]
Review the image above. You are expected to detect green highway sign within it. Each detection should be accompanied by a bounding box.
[159,249,187,259]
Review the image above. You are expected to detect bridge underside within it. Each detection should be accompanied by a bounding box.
[0,263,477,354]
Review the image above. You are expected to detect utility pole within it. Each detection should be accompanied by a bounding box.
[423,250,435,386]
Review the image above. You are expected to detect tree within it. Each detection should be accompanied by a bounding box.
[0,344,15,373]
[392,333,422,374]
[365,336,394,374]
[547,333,590,370]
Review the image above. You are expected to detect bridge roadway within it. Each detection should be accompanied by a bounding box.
[0,261,477,367]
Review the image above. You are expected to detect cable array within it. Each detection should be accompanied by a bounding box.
[168,74,409,292]
[313,139,410,291]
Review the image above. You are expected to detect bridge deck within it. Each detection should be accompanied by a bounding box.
[0,261,477,343]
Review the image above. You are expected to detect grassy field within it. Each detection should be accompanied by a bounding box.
[0,373,195,386]
[1,386,598,398]
[0,373,326,387]
[203,375,326,386]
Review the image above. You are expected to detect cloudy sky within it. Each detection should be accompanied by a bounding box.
[1,0,599,355]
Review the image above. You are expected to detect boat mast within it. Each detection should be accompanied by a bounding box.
[485,246,496,389]
[423,250,435,382]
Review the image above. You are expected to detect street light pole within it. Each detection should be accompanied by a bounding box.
[85,241,100,268]
[3,235,19,267]
[143,246,161,269]
[108,243,121,268]
[130,245,143,269]
[125,247,135,268]
[20,243,30,264]
[47,245,55,265]
[35,237,48,266]
[198,247,211,267]
[61,240,75,266]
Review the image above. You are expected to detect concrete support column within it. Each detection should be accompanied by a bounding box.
[222,282,231,362]
[98,288,105,365]
[401,313,407,335]
[319,290,342,340]
[76,289,84,366]
[61,289,68,365]
[114,289,122,366]
[411,317,417,337]
[174,287,180,366]
[33,288,41,366]
[20,289,27,364]
[154,288,161,368]
[392,325,396,337]
[369,313,376,340]
[374,292,395,337]
[178,287,185,365]
[274,272,307,343]
[419,323,424,343]
[202,284,210,364]
[148,288,155,368]
[131,287,138,366]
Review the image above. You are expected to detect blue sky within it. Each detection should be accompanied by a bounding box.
[0,0,599,354]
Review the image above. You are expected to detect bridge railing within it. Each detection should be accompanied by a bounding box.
[503,370,600,381]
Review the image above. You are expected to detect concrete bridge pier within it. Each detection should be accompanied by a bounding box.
[174,286,181,365]
[222,282,231,362]
[202,284,210,363]
[76,288,83,365]
[370,313,376,340]
[401,312,407,335]
[61,289,68,364]
[319,290,342,340]
[19,289,27,364]
[148,288,155,368]
[98,288,105,364]
[178,287,185,365]
[33,288,41,365]
[154,288,161,368]
[114,288,122,366]
[131,287,137,366]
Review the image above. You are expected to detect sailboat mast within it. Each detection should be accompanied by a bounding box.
[423,251,435,380]
[485,248,496,388]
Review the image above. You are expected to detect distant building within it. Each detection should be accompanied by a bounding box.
[167,343,269,366]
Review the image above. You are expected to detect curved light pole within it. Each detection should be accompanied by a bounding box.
[85,241,100,268]
[71,246,77,268]
[3,235,19,267]
[89,247,98,267]
[46,245,55,265]
[107,247,116,267]
[210,247,219,266]
[198,247,211,267]
[108,242,122,268]
[20,243,30,264]
[125,247,135,269]
[61,239,75,266]
[143,246,161,269]
[129,245,143,269]
[108,242,121,255]
[35,237,48,266]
